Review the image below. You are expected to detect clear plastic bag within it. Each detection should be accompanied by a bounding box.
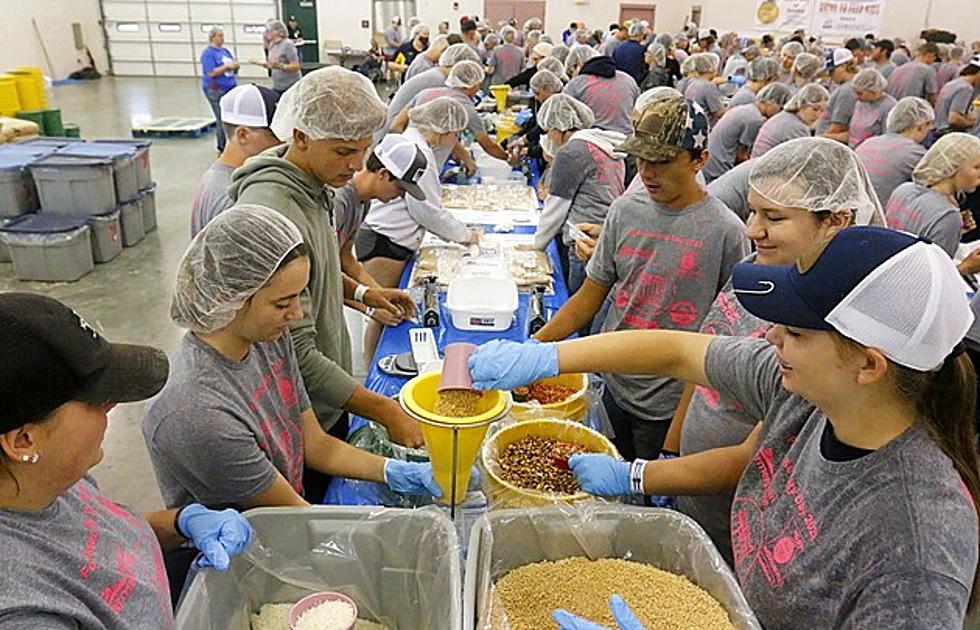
[0,225,88,246]
[464,504,760,630]
[174,506,463,630]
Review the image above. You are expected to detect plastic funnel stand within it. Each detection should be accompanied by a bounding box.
[439,342,476,391]
[289,592,357,630]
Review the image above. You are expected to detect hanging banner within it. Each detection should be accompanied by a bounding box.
[811,0,886,36]
[754,0,814,32]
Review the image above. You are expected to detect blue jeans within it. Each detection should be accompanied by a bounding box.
[204,88,227,151]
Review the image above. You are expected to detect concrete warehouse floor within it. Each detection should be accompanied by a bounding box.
[0,76,370,513]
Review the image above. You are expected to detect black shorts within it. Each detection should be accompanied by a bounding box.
[355,227,413,262]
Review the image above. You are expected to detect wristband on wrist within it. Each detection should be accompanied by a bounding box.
[630,459,648,495]
[353,284,370,303]
[174,506,188,539]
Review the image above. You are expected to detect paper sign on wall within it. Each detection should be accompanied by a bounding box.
[753,0,884,36]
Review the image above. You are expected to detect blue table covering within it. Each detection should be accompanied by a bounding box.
[325,224,568,505]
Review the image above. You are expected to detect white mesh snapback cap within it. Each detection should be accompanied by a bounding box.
[219,84,280,128]
[373,134,428,201]
[732,226,974,371]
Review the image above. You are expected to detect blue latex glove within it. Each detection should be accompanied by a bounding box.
[730,74,747,86]
[384,460,443,497]
[178,504,254,572]
[553,595,647,630]
[468,339,559,391]
[568,453,632,496]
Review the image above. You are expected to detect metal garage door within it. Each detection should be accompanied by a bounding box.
[102,0,278,78]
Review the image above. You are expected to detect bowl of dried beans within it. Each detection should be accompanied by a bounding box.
[510,373,589,422]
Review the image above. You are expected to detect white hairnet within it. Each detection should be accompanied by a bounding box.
[533,42,554,58]
[646,43,667,66]
[439,43,481,67]
[266,20,287,37]
[784,83,830,112]
[530,69,564,94]
[271,66,386,141]
[749,137,885,226]
[852,68,887,93]
[537,93,595,131]
[171,204,305,333]
[524,17,542,30]
[912,132,980,186]
[430,34,449,51]
[656,33,673,48]
[886,97,935,133]
[409,96,469,134]
[680,55,697,75]
[634,86,681,114]
[747,56,779,81]
[550,43,570,63]
[792,52,822,79]
[628,21,646,37]
[445,60,484,88]
[891,50,910,65]
[574,28,591,41]
[781,41,805,57]
[565,45,596,75]
[483,33,499,46]
[537,56,568,81]
[501,25,518,43]
[691,52,720,73]
[757,82,793,106]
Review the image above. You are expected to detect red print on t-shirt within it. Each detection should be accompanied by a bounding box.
[251,356,305,491]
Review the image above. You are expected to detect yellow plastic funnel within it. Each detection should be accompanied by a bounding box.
[490,84,511,112]
[400,371,510,505]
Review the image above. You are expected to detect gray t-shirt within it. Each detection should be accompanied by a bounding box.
[885,181,962,257]
[332,182,370,248]
[268,39,301,92]
[0,477,173,628]
[750,111,809,159]
[847,93,896,147]
[855,133,926,207]
[488,44,524,85]
[677,267,770,565]
[190,161,235,237]
[815,80,857,134]
[544,136,626,245]
[143,333,312,509]
[934,77,975,133]
[564,71,640,136]
[684,77,725,122]
[727,85,758,108]
[706,158,755,222]
[876,60,896,79]
[380,67,447,141]
[410,86,485,142]
[705,335,978,628]
[675,76,692,96]
[405,54,437,81]
[703,103,765,182]
[886,60,938,100]
[586,191,749,421]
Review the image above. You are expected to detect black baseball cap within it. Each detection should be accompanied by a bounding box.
[0,293,169,431]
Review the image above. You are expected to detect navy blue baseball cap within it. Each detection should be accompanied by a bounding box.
[732,226,973,370]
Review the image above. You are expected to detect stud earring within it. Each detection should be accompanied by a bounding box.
[30,453,39,464]
[20,455,29,462]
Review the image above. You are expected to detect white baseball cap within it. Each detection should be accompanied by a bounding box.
[825,47,855,70]
[373,134,429,201]
[219,84,279,128]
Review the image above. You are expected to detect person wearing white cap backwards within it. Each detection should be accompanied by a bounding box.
[191,83,281,237]
[814,48,859,143]
[469,224,979,629]
[227,67,424,503]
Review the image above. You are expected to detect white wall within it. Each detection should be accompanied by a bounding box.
[317,0,374,49]
[544,0,692,41]
[0,0,109,80]
[416,0,484,28]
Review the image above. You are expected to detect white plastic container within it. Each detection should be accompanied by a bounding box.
[445,276,518,331]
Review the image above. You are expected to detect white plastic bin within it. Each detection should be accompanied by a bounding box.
[84,210,122,263]
[463,504,760,630]
[0,216,27,262]
[0,214,94,282]
[174,506,463,630]
[119,196,145,246]
[445,276,519,331]
[57,142,141,203]
[27,154,116,215]
[0,153,38,217]
[93,139,152,190]
[139,184,156,232]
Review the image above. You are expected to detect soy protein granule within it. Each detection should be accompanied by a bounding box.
[434,389,483,417]
[492,557,734,630]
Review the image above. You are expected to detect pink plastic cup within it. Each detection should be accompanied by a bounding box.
[288,591,358,630]
[438,342,477,391]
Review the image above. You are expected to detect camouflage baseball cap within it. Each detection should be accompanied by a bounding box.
[616,95,710,162]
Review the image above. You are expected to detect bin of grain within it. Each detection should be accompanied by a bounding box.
[175,506,462,630]
[510,373,589,422]
[481,419,619,508]
[463,505,760,630]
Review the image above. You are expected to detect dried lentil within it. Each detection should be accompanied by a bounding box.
[434,389,483,417]
[498,436,586,495]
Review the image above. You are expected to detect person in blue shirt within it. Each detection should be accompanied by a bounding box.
[200,27,239,152]
[613,22,649,85]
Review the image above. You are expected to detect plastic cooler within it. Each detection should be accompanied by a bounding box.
[119,196,145,246]
[27,154,116,215]
[83,209,123,263]
[0,153,39,216]
[57,142,140,203]
[139,184,157,231]
[93,139,152,189]
[0,214,94,282]
[463,505,761,630]
[174,506,463,630]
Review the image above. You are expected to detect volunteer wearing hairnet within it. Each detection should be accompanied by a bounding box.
[389,23,431,78]
[751,83,830,158]
[470,223,979,629]
[703,82,792,182]
[856,97,934,206]
[683,53,726,125]
[145,205,448,520]
[504,41,559,88]
[359,97,480,362]
[404,33,450,81]
[228,67,425,505]
[639,43,671,90]
[528,95,749,462]
[505,69,564,166]
[847,68,896,147]
[887,42,939,103]
[486,25,523,85]
[0,292,253,625]
[551,42,571,64]
[564,45,597,78]
[675,55,697,95]
[788,52,822,94]
[885,132,980,258]
[255,20,301,94]
[814,49,859,143]
[536,56,568,83]
[728,57,780,107]
[778,41,805,84]
[932,55,980,139]
[534,94,627,317]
